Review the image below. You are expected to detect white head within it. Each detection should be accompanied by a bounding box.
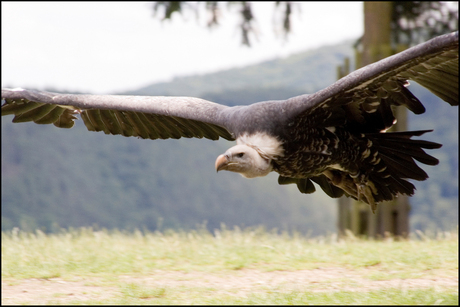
[215,144,272,178]
[215,133,284,179]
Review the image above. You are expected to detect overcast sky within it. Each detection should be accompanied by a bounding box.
[2,2,363,94]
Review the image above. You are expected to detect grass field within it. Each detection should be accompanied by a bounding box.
[2,226,458,304]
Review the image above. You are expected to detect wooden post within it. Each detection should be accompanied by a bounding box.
[337,2,410,239]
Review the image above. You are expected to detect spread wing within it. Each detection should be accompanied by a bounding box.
[276,31,458,199]
[283,31,458,133]
[1,89,235,141]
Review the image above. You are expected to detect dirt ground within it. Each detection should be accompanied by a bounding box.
[2,267,458,304]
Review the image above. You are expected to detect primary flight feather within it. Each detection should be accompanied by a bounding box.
[2,31,458,212]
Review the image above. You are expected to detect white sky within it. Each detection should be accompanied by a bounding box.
[1,2,363,94]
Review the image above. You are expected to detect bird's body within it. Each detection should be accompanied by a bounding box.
[2,32,458,212]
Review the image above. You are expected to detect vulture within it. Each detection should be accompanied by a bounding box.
[2,31,458,212]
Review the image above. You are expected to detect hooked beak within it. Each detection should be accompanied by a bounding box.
[215,154,229,172]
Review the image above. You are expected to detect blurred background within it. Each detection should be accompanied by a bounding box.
[1,2,458,235]
[2,2,363,94]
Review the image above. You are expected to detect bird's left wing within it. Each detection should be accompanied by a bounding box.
[1,88,234,141]
[282,31,458,132]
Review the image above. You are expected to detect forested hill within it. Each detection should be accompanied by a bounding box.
[121,41,355,98]
[2,40,458,235]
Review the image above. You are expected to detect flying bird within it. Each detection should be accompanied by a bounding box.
[2,32,458,212]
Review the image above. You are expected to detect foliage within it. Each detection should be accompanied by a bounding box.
[152,2,458,47]
[153,1,296,46]
[391,2,459,45]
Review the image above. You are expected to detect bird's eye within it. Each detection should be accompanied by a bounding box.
[236,153,245,158]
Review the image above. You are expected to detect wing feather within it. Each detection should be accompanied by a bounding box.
[1,89,235,141]
[282,31,458,133]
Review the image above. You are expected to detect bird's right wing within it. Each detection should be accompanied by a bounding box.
[1,89,235,141]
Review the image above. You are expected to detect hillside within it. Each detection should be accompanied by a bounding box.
[121,41,355,98]
[1,40,458,234]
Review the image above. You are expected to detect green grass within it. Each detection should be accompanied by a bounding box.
[2,226,458,277]
[115,287,457,305]
[2,226,458,304]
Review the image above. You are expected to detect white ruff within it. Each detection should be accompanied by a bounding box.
[237,133,284,160]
